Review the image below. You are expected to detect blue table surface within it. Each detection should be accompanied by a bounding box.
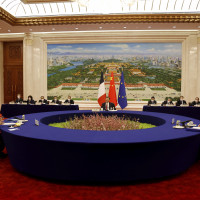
[1,110,200,144]
[0,103,79,118]
[143,105,200,120]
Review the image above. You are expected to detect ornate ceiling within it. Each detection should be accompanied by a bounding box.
[0,0,200,28]
[1,0,200,18]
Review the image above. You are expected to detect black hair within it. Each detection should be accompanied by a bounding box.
[28,95,33,101]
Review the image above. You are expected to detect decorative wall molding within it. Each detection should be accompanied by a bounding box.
[0,7,15,25]
[1,7,200,26]
[37,30,198,44]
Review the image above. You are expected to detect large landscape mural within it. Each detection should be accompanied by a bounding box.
[47,43,182,101]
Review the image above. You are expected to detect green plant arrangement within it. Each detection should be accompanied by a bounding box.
[49,114,156,131]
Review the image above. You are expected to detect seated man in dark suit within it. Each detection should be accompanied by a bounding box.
[101,97,116,111]
[176,96,187,106]
[161,98,174,106]
[52,96,60,104]
[64,95,74,104]
[39,96,48,104]
[15,94,23,104]
[148,96,157,106]
[190,97,200,106]
[27,95,35,105]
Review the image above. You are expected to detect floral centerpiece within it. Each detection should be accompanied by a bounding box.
[49,114,156,131]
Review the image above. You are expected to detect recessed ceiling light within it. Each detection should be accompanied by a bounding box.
[75,28,79,30]
[172,26,176,29]
[148,26,152,29]
[123,27,127,29]
[99,27,102,29]
[29,29,32,31]
[52,28,56,30]
[8,30,11,32]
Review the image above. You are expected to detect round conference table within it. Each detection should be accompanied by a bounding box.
[0,103,79,118]
[1,110,200,183]
[143,105,200,120]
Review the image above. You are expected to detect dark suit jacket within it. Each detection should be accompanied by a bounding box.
[176,100,187,106]
[101,102,116,111]
[148,100,157,106]
[52,99,60,104]
[39,99,48,104]
[191,101,200,106]
[64,99,74,104]
[161,101,174,106]
[15,98,23,103]
[27,100,35,105]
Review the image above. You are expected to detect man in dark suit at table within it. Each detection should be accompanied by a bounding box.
[190,97,200,106]
[101,97,116,111]
[39,96,48,104]
[161,98,174,106]
[148,96,157,106]
[176,96,187,106]
[52,96,60,104]
[64,95,74,104]
[15,94,23,104]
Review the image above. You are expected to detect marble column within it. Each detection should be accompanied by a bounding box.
[182,34,198,102]
[23,33,47,101]
[32,36,47,100]
[197,35,200,98]
[23,33,33,99]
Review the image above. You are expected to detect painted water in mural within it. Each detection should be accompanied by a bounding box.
[47,43,182,101]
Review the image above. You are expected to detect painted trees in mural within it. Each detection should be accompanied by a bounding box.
[47,43,182,101]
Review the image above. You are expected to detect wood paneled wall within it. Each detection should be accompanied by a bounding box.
[3,42,23,103]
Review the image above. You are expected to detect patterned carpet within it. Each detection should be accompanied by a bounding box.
[1,157,200,200]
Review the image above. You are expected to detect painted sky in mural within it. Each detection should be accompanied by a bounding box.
[47,43,181,56]
[47,43,182,101]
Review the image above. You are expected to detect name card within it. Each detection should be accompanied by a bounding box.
[35,119,39,126]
